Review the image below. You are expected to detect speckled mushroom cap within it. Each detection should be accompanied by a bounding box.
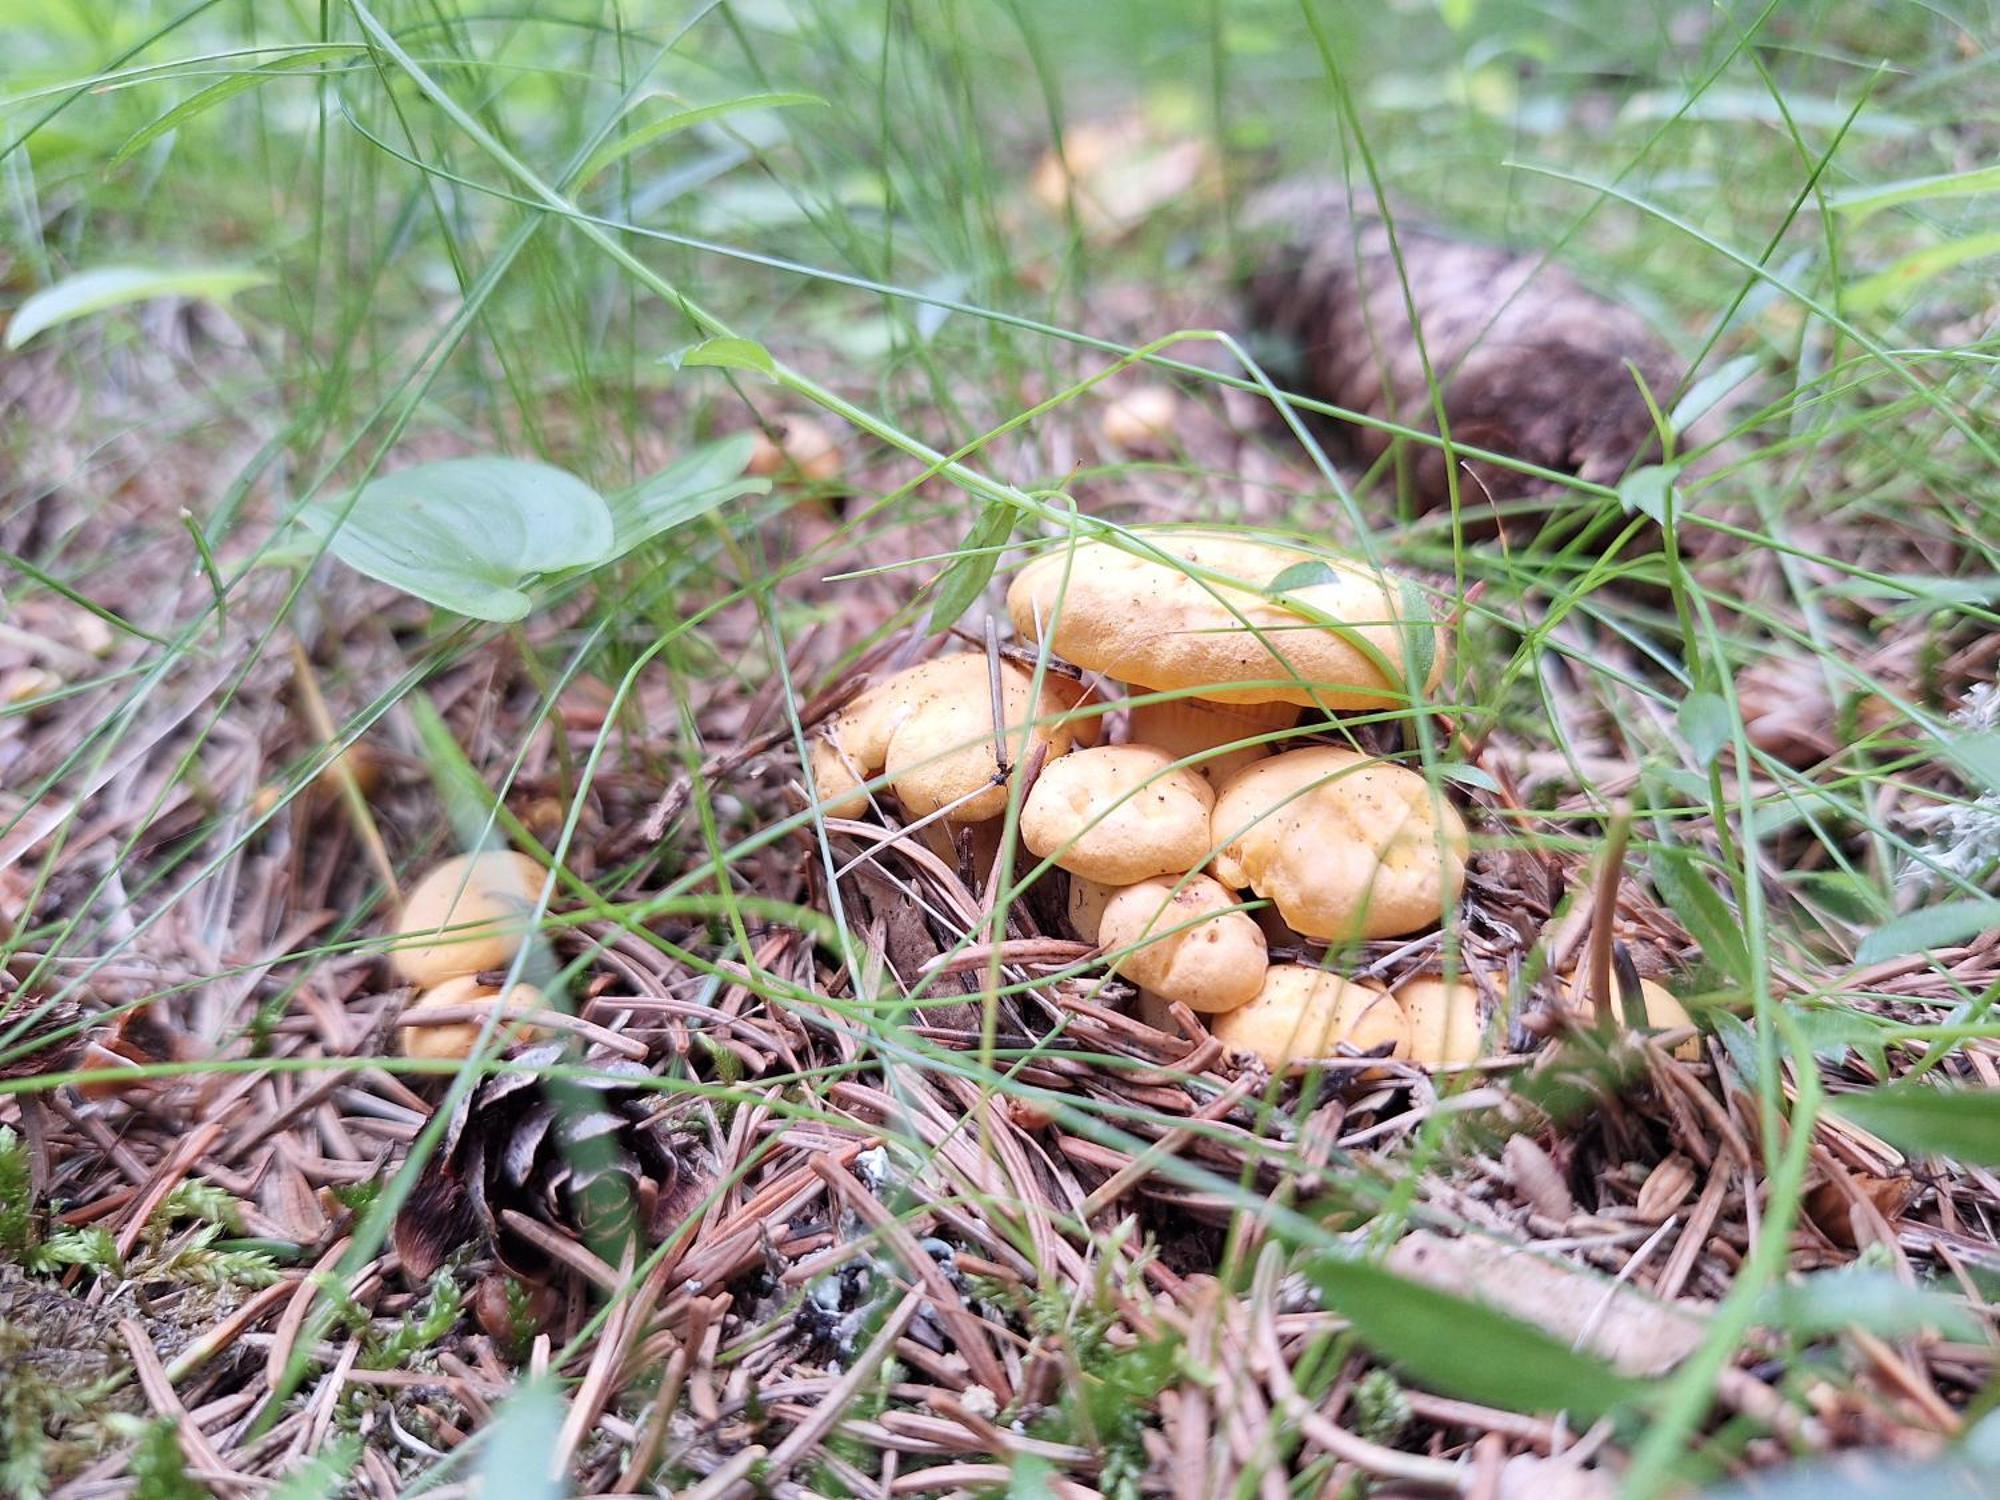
[1211,964,1408,1069]
[1097,873,1267,1013]
[809,653,1089,823]
[1126,694,1298,787]
[1209,746,1468,941]
[1020,744,1214,885]
[400,976,549,1061]
[1006,530,1445,710]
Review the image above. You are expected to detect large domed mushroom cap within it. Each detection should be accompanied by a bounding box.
[1020,743,1214,885]
[1211,964,1408,1069]
[1209,746,1468,941]
[1097,873,1267,1014]
[1006,530,1445,711]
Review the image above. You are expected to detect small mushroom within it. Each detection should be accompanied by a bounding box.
[1097,873,1266,1013]
[1211,964,1408,1069]
[1007,530,1445,711]
[1562,971,1700,1060]
[1126,694,1297,787]
[1209,747,1468,941]
[1066,874,1120,944]
[1397,975,1486,1067]
[391,851,545,988]
[1020,743,1214,885]
[1099,385,1179,451]
[809,653,1089,823]
[399,975,549,1061]
[747,415,842,483]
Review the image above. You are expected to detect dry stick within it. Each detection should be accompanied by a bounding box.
[164,1276,303,1383]
[121,1319,242,1493]
[113,1119,226,1260]
[1078,1077,1256,1219]
[747,1290,925,1492]
[681,1445,769,1500]
[1584,801,1632,1026]
[287,638,401,905]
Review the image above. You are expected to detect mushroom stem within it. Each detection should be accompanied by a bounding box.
[1584,800,1632,1027]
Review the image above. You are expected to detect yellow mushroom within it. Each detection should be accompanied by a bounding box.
[1396,975,1487,1067]
[1066,875,1120,944]
[399,975,550,1061]
[1007,530,1446,711]
[808,653,1089,823]
[1097,874,1267,1014]
[1561,971,1701,1061]
[1209,747,1468,941]
[1126,695,1297,787]
[1020,743,1214,885]
[1211,964,1409,1069]
[391,851,545,988]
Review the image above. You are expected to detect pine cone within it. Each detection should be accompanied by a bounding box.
[393,1043,700,1283]
[1243,181,1682,511]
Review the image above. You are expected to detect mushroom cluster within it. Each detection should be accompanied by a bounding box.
[808,528,1697,1074]
[389,851,551,1061]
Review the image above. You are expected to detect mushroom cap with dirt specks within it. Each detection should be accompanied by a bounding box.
[1006,530,1446,710]
[1397,975,1487,1066]
[1211,964,1408,1068]
[391,850,545,988]
[1208,746,1468,941]
[808,653,1090,823]
[1020,743,1215,885]
[399,976,549,1061]
[1098,873,1267,1013]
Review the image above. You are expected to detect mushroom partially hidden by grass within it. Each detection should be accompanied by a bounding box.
[1211,963,1408,1070]
[1209,747,1468,941]
[1097,874,1267,1013]
[1006,530,1444,711]
[1020,743,1213,885]
[391,851,545,988]
[399,975,550,1061]
[1066,875,1118,944]
[808,653,1090,823]
[1562,971,1701,1060]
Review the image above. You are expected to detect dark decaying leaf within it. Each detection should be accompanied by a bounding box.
[391,1044,700,1282]
[1243,181,1686,511]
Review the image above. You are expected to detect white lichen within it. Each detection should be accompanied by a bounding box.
[1899,682,2000,895]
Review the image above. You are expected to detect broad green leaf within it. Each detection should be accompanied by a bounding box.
[666,336,777,377]
[1678,690,1734,767]
[1648,846,1751,985]
[1619,463,1679,523]
[1268,559,1337,592]
[1830,1082,2000,1163]
[269,1436,362,1500]
[928,502,1015,632]
[1756,1267,1979,1341]
[1831,164,2000,220]
[605,434,764,556]
[6,264,272,349]
[1304,1253,1643,1420]
[1845,233,2000,314]
[1435,762,1501,794]
[308,458,614,622]
[1944,731,2000,793]
[1854,899,2000,965]
[1670,355,1759,434]
[577,91,822,185]
[471,1376,565,1500]
[109,49,352,168]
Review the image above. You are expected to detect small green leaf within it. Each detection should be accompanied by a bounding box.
[1830,1082,2000,1164]
[1304,1253,1644,1420]
[1678,690,1734,767]
[1854,899,2000,965]
[577,91,822,185]
[307,457,614,622]
[1618,463,1680,523]
[1845,233,2000,314]
[1944,731,2000,793]
[663,336,777,377]
[1397,577,1438,691]
[1648,846,1752,985]
[1756,1267,1980,1341]
[1831,163,2000,220]
[605,434,765,556]
[1267,559,1338,593]
[928,503,1016,631]
[1435,762,1501,794]
[6,264,272,349]
[1670,355,1759,434]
